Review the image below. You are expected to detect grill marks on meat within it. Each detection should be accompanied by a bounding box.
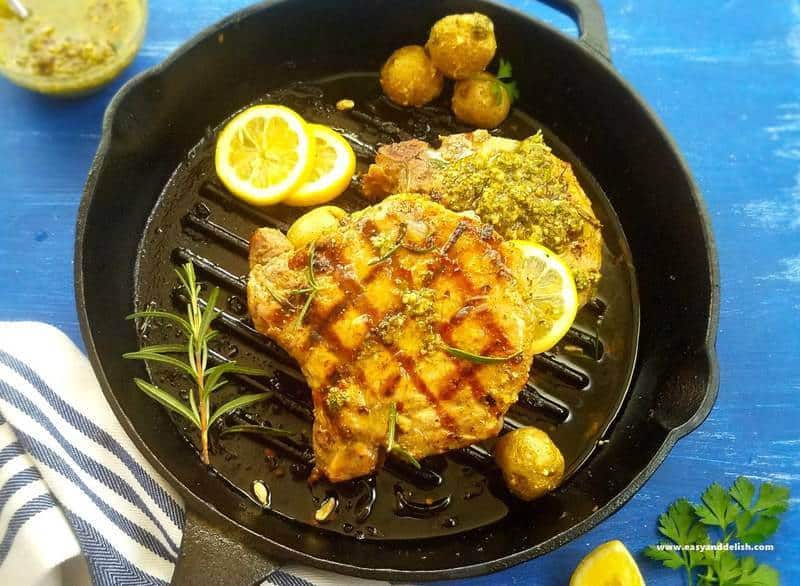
[248,195,535,482]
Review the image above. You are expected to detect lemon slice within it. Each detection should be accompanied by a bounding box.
[569,540,646,586]
[283,124,356,207]
[511,240,579,355]
[215,105,314,206]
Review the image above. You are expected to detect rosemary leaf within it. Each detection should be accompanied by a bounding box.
[123,350,197,377]
[295,289,317,325]
[369,223,435,265]
[444,346,522,364]
[198,286,221,341]
[208,377,229,393]
[386,402,397,452]
[126,311,192,335]
[209,393,272,427]
[205,362,269,397]
[264,282,294,308]
[186,332,198,377]
[188,385,200,422]
[307,242,319,289]
[131,343,187,354]
[384,402,420,468]
[174,264,194,300]
[221,424,295,438]
[368,241,403,266]
[392,445,422,470]
[134,378,199,426]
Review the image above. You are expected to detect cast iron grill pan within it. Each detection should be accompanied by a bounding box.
[132,74,640,541]
[76,0,719,579]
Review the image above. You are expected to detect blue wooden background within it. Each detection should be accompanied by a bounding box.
[1,1,798,583]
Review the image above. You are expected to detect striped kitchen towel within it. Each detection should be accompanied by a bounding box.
[0,323,387,586]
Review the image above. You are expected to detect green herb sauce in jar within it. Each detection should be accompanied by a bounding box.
[0,0,146,95]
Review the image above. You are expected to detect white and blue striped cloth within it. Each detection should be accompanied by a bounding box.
[0,323,387,586]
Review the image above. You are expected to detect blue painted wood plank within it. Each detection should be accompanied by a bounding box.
[1,1,798,583]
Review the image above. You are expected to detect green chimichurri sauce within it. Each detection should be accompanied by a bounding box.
[438,132,587,255]
[0,0,146,95]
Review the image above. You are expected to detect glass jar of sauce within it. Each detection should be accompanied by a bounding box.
[0,0,147,96]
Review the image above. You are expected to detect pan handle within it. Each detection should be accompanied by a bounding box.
[537,0,611,61]
[171,510,279,586]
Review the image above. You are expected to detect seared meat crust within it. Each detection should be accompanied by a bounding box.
[248,194,536,482]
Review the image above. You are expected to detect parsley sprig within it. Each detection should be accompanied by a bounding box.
[494,58,520,105]
[644,477,788,585]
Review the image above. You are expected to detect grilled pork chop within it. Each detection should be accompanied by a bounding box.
[362,130,603,305]
[248,194,536,482]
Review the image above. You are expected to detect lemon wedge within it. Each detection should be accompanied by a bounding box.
[215,105,314,206]
[570,540,646,586]
[283,124,356,207]
[511,240,579,355]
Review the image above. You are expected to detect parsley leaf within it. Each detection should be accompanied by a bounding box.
[711,551,744,584]
[694,482,740,531]
[496,58,513,80]
[503,80,520,103]
[729,477,789,544]
[643,545,686,570]
[659,499,709,546]
[493,58,520,104]
[730,477,757,509]
[736,511,780,544]
[752,483,790,517]
[736,558,780,586]
[644,499,709,582]
[643,477,788,586]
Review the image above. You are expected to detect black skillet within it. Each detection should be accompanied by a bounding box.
[75,0,720,582]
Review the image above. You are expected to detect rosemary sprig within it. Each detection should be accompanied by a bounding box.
[293,243,325,325]
[368,224,436,266]
[444,345,522,364]
[385,403,421,469]
[124,262,270,464]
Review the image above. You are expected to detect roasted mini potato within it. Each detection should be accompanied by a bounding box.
[494,427,565,501]
[452,72,511,128]
[380,45,444,107]
[286,206,347,248]
[426,13,497,79]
